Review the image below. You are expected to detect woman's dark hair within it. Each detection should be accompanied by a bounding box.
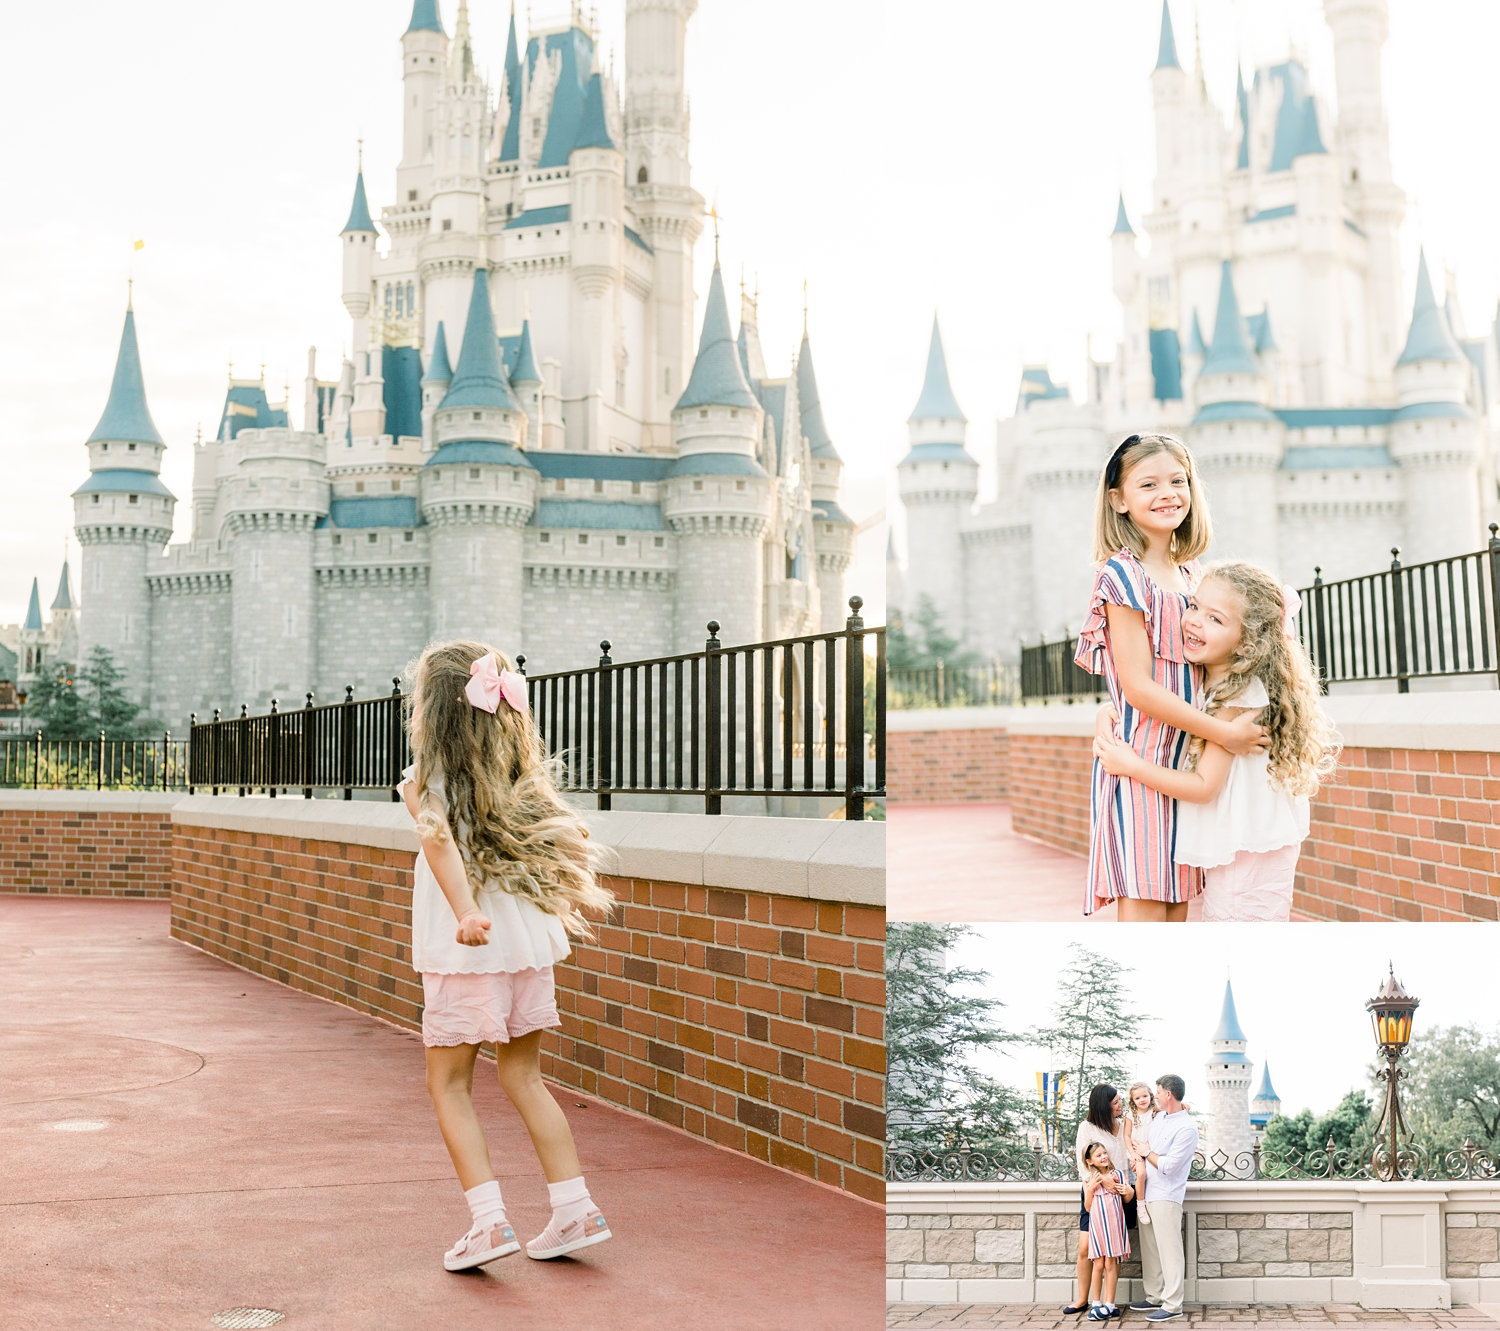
[1086,1083,1119,1134]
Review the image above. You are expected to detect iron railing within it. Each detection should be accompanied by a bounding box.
[889,659,1019,710]
[1297,528,1500,692]
[523,598,885,819]
[1020,636,1107,703]
[0,733,189,791]
[885,1135,1499,1184]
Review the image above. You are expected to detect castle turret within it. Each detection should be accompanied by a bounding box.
[340,167,379,354]
[1190,260,1283,570]
[1249,1062,1281,1142]
[663,260,771,650]
[50,561,79,667]
[1391,248,1481,562]
[398,0,447,205]
[1110,191,1138,305]
[420,319,452,448]
[419,267,537,645]
[1151,1,1187,212]
[625,0,704,430]
[797,325,854,631]
[72,300,176,709]
[896,317,976,637]
[1205,979,1254,1160]
[510,318,544,445]
[18,578,46,688]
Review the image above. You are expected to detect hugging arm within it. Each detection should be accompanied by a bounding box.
[1093,729,1235,804]
[1104,604,1266,755]
[400,774,490,946]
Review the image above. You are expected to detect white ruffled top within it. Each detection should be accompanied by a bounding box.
[402,764,571,976]
[1174,677,1309,869]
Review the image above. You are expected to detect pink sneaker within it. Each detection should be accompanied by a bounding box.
[444,1220,520,1271]
[526,1208,612,1260]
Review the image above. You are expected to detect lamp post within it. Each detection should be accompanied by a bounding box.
[1366,963,1420,1181]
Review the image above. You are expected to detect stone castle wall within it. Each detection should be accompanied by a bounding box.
[148,580,231,727]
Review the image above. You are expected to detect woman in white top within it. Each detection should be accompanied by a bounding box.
[1064,1084,1133,1316]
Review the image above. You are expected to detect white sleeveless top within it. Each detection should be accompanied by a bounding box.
[402,764,571,976]
[1174,678,1309,868]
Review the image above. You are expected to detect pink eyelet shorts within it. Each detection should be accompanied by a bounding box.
[420,967,561,1048]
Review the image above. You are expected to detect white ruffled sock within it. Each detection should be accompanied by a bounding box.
[547,1175,593,1227]
[465,1179,507,1230]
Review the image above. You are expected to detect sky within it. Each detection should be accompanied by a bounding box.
[0,0,898,634]
[884,0,1500,543]
[949,923,1496,1125]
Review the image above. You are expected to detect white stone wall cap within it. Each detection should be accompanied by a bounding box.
[1001,703,1101,738]
[888,706,1018,733]
[886,1179,1500,1207]
[169,797,883,903]
[0,789,186,814]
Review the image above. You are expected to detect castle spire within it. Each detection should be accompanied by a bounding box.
[1112,191,1134,237]
[1201,261,1260,378]
[1155,0,1180,71]
[1213,979,1247,1043]
[797,326,839,461]
[441,269,520,411]
[23,578,43,632]
[449,0,475,85]
[1398,248,1465,366]
[908,316,966,424]
[1253,1062,1279,1103]
[573,71,614,151]
[1235,63,1250,170]
[674,261,759,411]
[1187,308,1207,356]
[341,167,376,235]
[88,306,164,446]
[51,561,75,612]
[406,0,444,34]
[511,319,542,385]
[498,2,523,162]
[422,321,452,384]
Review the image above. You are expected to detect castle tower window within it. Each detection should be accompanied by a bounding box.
[384,284,393,311]
[92,495,99,504]
[692,480,703,492]
[578,533,589,544]
[631,482,641,495]
[473,412,482,421]
[404,531,414,542]
[356,481,366,493]
[442,219,453,232]
[128,442,136,451]
[334,534,342,545]
[539,532,551,543]
[408,189,418,202]
[468,468,480,479]
[367,532,378,544]
[653,536,665,548]
[616,535,627,546]
[128,494,138,504]
[735,480,746,491]
[593,480,604,494]
[637,167,647,184]
[391,480,401,491]
[554,479,566,492]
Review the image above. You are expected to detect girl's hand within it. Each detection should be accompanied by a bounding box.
[1093,734,1138,778]
[1095,703,1121,742]
[455,911,491,946]
[1220,712,1269,756]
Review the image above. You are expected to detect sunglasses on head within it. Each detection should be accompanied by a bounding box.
[1104,434,1143,489]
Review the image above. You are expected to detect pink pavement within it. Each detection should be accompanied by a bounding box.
[0,897,882,1331]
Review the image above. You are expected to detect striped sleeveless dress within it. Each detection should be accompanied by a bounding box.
[1087,1169,1130,1259]
[1074,549,1205,915]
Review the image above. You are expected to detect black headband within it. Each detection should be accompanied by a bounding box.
[1104,434,1143,489]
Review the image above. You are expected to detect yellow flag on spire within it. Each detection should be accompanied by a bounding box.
[133,239,145,251]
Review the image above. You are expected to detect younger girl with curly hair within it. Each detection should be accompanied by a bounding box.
[400,640,615,1272]
[1094,561,1341,920]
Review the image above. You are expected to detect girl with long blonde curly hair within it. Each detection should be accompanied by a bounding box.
[399,639,615,1274]
[1093,561,1340,921]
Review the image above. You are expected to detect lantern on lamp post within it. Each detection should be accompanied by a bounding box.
[1365,963,1420,1181]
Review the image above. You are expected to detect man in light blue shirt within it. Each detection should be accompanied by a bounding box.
[1128,1074,1198,1321]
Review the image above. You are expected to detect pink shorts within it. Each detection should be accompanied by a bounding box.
[420,967,560,1048]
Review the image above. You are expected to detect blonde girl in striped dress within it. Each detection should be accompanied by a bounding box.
[1074,434,1268,920]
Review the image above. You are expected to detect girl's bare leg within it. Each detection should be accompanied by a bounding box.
[1164,901,1189,922]
[1102,1256,1119,1304]
[1116,899,1169,923]
[494,1030,581,1183]
[425,1043,494,1190]
[1088,1256,1103,1304]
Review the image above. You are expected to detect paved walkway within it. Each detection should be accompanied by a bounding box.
[1,897,882,1331]
[886,1303,1500,1329]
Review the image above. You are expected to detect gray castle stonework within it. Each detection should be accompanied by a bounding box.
[70,1,853,728]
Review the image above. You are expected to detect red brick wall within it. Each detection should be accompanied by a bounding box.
[0,807,173,897]
[1008,733,1093,856]
[170,825,885,1201]
[1295,747,1500,922]
[888,725,1009,803]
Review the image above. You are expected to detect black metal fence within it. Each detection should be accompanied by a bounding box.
[173,600,886,817]
[523,598,885,819]
[0,733,189,791]
[1297,528,1500,692]
[889,659,1019,710]
[1019,636,1107,703]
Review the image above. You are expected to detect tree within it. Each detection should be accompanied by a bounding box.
[80,647,150,735]
[886,922,1027,1146]
[885,594,978,671]
[1397,1024,1500,1152]
[1027,943,1154,1150]
[20,661,91,738]
[20,647,152,739]
[1262,1090,1373,1160]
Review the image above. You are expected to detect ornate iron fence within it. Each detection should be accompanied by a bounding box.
[0,733,189,791]
[888,659,1019,710]
[1019,637,1107,703]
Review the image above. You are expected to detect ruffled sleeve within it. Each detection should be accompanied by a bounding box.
[1231,676,1271,710]
[1075,550,1161,674]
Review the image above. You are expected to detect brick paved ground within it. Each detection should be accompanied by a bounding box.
[886,1302,1500,1329]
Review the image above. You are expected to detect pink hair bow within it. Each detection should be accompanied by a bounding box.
[464,652,528,715]
[1281,585,1302,639]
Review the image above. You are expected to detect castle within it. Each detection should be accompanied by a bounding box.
[54,0,853,727]
[1204,978,1282,1160]
[895,0,1500,658]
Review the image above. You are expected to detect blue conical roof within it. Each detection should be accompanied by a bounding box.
[1296,96,1327,159]
[797,333,839,461]
[441,270,521,411]
[1398,249,1465,366]
[1202,261,1261,378]
[1112,191,1134,237]
[1187,309,1207,356]
[407,0,443,33]
[675,264,760,411]
[1155,0,1180,70]
[499,8,523,162]
[51,562,74,612]
[1213,980,1247,1042]
[573,72,614,152]
[88,308,164,446]
[511,319,542,384]
[23,578,43,632]
[422,322,452,384]
[1235,66,1251,170]
[342,171,376,234]
[1253,1062,1279,1102]
[908,317,966,423]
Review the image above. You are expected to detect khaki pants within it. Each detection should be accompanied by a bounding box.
[1138,1199,1184,1312]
